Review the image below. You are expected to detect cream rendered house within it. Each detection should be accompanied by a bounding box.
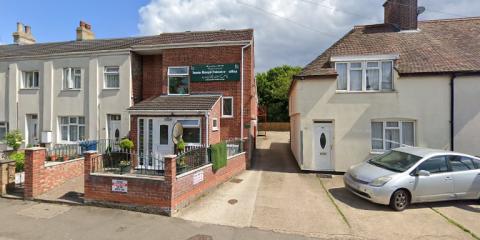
[289,0,480,171]
[0,22,132,146]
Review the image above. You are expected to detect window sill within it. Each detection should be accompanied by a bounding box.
[370,151,385,155]
[221,116,234,119]
[61,89,82,92]
[19,88,40,91]
[168,93,190,96]
[336,90,396,94]
[103,88,120,90]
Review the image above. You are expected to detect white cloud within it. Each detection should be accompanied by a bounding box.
[138,0,480,72]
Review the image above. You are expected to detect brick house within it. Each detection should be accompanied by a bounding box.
[289,0,480,171]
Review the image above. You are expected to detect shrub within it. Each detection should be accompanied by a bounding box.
[5,130,23,151]
[119,138,134,151]
[9,152,25,172]
[177,139,186,152]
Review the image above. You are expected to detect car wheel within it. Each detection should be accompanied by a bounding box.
[390,189,409,211]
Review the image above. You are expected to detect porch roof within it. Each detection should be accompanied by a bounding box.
[128,95,221,112]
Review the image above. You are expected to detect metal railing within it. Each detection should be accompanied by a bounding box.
[46,139,121,162]
[176,145,209,175]
[91,151,165,176]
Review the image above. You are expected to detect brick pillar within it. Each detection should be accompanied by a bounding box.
[164,155,176,216]
[24,147,46,199]
[83,151,97,200]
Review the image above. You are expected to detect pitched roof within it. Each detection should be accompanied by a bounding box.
[0,29,253,59]
[299,17,480,77]
[128,95,221,112]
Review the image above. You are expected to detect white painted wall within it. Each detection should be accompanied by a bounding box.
[0,53,132,146]
[290,74,453,171]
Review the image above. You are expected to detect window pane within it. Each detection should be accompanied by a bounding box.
[382,62,393,90]
[0,126,6,140]
[105,67,119,73]
[160,125,168,145]
[183,128,200,143]
[148,120,153,163]
[33,72,39,87]
[385,129,400,150]
[386,121,399,127]
[371,122,383,150]
[61,117,69,124]
[350,62,362,68]
[367,62,379,68]
[350,69,362,91]
[178,120,199,127]
[168,76,189,94]
[336,63,347,90]
[223,98,233,116]
[366,69,380,90]
[449,156,475,172]
[74,74,81,89]
[70,126,78,141]
[78,117,85,124]
[168,67,188,75]
[70,117,77,124]
[418,156,448,174]
[402,122,414,146]
[105,73,119,88]
[61,126,69,141]
[79,126,85,140]
[139,119,144,164]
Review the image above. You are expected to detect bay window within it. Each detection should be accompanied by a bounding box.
[168,66,190,95]
[371,120,415,152]
[335,60,393,92]
[59,116,85,142]
[63,68,82,90]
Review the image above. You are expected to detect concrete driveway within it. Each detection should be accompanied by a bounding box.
[177,131,480,240]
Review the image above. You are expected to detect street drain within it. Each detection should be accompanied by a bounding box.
[230,178,243,183]
[228,199,238,205]
[186,234,213,240]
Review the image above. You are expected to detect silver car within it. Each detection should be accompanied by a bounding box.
[344,147,480,211]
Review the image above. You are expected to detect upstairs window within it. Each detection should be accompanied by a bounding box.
[21,71,39,89]
[63,68,82,90]
[104,66,120,89]
[168,66,189,95]
[335,61,393,92]
[222,97,233,118]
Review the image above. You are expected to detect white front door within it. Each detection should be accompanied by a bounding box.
[313,122,333,171]
[137,118,174,170]
[152,120,174,158]
[107,115,121,141]
[26,114,39,146]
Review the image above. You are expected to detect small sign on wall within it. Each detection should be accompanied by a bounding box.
[112,179,128,193]
[193,171,204,185]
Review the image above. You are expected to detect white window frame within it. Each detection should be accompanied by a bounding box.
[212,118,219,131]
[222,97,234,118]
[335,60,394,92]
[0,122,8,142]
[103,66,120,89]
[63,68,82,90]
[59,116,86,143]
[371,120,416,153]
[21,71,40,89]
[167,66,190,95]
[177,119,201,146]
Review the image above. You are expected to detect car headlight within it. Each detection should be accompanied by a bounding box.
[369,176,392,187]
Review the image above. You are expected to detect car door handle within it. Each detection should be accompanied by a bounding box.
[445,176,453,180]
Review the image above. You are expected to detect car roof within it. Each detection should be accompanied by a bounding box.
[393,147,456,158]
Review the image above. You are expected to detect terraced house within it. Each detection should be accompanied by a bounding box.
[289,0,480,171]
[0,22,257,162]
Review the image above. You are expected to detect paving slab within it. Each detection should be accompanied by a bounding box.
[429,201,480,239]
[321,175,474,240]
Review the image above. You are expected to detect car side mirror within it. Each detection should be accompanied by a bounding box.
[417,170,431,177]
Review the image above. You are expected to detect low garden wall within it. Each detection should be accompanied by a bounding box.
[24,148,84,199]
[258,122,290,132]
[83,151,246,216]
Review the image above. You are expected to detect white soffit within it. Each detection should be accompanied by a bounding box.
[330,54,400,62]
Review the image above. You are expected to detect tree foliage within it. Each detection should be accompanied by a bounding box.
[256,65,302,122]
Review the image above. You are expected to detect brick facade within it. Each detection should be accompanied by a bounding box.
[24,148,84,199]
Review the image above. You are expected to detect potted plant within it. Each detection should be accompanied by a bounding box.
[119,160,131,174]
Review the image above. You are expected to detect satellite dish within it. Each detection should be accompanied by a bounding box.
[172,122,183,144]
[417,6,426,15]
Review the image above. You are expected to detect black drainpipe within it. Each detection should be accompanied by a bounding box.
[450,73,457,151]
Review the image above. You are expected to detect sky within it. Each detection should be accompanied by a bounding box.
[1,0,479,72]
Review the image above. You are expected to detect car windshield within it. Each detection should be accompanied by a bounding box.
[368,150,422,173]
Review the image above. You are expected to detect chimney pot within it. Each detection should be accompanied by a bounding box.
[76,20,95,41]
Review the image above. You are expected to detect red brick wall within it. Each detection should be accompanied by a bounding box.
[131,53,143,104]
[172,152,246,211]
[209,99,221,145]
[134,45,257,142]
[24,148,84,199]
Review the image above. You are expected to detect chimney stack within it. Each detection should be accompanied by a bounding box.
[76,21,95,41]
[12,22,36,45]
[384,0,419,30]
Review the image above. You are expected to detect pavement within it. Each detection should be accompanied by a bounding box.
[0,198,319,240]
[177,131,480,240]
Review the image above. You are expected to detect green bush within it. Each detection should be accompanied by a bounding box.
[211,142,227,171]
[5,130,23,151]
[9,152,25,172]
[177,139,186,152]
[119,138,134,151]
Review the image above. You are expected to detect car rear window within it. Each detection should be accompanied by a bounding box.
[473,158,480,169]
[449,156,475,172]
